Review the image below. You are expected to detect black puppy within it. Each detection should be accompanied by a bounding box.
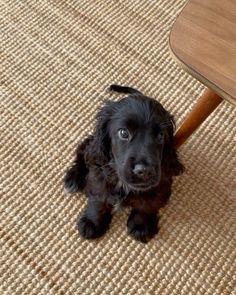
[64,85,183,243]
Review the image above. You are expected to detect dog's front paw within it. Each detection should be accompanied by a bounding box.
[78,213,112,239]
[64,166,85,193]
[127,210,158,243]
[78,216,98,239]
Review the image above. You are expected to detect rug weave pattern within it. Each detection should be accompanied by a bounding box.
[1,0,236,294]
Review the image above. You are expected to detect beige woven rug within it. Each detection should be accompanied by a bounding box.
[1,0,236,294]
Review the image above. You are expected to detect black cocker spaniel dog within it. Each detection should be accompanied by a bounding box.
[64,85,184,243]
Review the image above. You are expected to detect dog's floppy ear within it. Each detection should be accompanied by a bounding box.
[85,100,116,166]
[162,114,184,176]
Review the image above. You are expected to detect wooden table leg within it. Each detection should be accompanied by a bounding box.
[174,88,223,148]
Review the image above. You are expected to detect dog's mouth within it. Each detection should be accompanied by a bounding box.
[120,176,160,192]
[128,180,160,191]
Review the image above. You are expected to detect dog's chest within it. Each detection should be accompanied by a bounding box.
[109,181,129,211]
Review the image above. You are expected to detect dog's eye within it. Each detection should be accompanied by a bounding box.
[118,128,130,140]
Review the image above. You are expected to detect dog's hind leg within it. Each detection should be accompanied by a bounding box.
[64,136,92,193]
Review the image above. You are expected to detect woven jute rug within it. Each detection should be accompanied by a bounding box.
[1,0,235,294]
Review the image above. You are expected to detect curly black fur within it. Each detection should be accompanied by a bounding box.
[64,85,184,243]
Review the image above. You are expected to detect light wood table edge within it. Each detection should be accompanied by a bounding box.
[168,6,236,148]
[168,0,236,106]
[169,36,225,148]
[168,40,236,107]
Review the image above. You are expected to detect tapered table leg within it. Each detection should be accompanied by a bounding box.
[174,88,223,149]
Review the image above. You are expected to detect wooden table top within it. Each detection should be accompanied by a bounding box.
[169,0,236,106]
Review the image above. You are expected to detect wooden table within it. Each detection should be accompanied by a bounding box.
[169,0,236,148]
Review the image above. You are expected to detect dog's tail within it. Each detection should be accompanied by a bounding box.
[109,84,142,95]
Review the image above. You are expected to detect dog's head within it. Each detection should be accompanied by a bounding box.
[91,86,183,191]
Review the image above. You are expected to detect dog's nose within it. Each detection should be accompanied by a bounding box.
[132,164,150,179]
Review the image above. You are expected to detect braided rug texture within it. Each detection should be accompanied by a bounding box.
[1,0,236,294]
